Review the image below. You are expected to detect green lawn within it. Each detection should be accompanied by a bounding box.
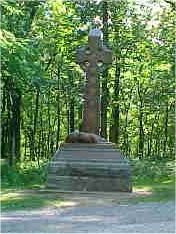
[131,159,175,202]
[1,191,66,211]
[132,177,175,203]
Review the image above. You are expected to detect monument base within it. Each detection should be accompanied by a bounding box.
[46,143,132,192]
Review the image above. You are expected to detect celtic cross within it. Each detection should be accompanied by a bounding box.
[77,28,112,134]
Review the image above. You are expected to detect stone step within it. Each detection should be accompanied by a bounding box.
[60,143,117,149]
[48,174,130,182]
[60,148,119,152]
[48,161,130,168]
[48,164,130,177]
[54,153,124,160]
[54,149,126,161]
[51,158,128,164]
[52,154,127,159]
[46,176,132,192]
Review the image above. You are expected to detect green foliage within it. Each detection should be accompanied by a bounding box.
[1,0,175,164]
[1,160,48,189]
[132,159,175,182]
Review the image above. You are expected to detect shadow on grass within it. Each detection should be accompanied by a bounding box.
[1,192,64,212]
[1,177,174,212]
[132,176,175,203]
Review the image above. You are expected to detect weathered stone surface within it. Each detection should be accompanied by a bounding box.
[46,28,132,193]
[65,131,107,143]
[77,28,112,134]
[46,143,132,192]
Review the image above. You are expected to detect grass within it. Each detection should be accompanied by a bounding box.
[0,191,67,212]
[131,159,175,203]
[1,159,66,211]
[1,158,175,211]
[132,177,175,203]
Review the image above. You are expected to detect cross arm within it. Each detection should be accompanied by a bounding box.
[76,46,90,65]
[98,46,112,65]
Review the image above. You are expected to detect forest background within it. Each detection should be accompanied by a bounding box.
[1,0,175,196]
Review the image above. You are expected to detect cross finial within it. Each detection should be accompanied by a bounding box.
[88,28,103,50]
[77,28,112,71]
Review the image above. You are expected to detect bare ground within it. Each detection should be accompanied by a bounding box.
[1,191,175,233]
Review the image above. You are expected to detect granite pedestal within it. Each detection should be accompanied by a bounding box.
[46,143,132,192]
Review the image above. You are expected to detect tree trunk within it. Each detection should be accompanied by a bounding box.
[67,107,70,135]
[138,107,144,159]
[39,108,45,158]
[1,87,6,158]
[56,65,61,150]
[24,131,28,159]
[78,104,83,131]
[137,82,144,159]
[163,103,169,157]
[109,57,120,145]
[8,108,13,166]
[9,86,21,164]
[101,0,109,138]
[69,99,75,132]
[47,90,51,155]
[32,88,40,160]
[121,86,134,157]
[68,72,75,133]
[147,112,158,158]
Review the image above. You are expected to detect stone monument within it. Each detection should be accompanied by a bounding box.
[46,28,132,192]
[77,28,112,134]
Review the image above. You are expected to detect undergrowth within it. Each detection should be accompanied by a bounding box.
[1,159,48,189]
[131,159,175,182]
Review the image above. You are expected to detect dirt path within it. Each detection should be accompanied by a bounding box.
[1,192,175,233]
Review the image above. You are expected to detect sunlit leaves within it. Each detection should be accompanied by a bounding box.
[50,0,66,15]
[1,0,174,161]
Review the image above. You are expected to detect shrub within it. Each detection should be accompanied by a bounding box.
[1,160,48,189]
[131,159,175,183]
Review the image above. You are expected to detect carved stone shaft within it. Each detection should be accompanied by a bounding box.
[77,28,112,134]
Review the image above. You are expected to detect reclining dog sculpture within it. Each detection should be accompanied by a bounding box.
[65,130,107,143]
